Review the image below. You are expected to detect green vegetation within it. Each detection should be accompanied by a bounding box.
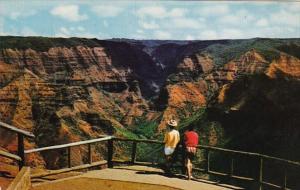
[277,42,300,59]
[202,38,300,65]
[178,107,206,131]
[132,120,158,139]
[0,36,102,51]
[115,127,139,139]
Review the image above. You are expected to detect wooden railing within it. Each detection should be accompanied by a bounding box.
[197,145,300,190]
[0,150,22,162]
[112,138,300,190]
[25,136,114,178]
[0,120,297,189]
[25,136,114,166]
[0,121,35,169]
[23,136,300,190]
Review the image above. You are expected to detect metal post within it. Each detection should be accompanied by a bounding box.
[107,139,113,168]
[230,157,234,177]
[282,166,287,190]
[17,134,25,170]
[258,157,263,190]
[131,142,137,164]
[88,144,92,164]
[205,149,210,173]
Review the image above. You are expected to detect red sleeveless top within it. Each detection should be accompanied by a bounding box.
[184,131,199,147]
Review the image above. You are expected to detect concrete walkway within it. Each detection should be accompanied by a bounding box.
[83,166,243,190]
[33,166,244,190]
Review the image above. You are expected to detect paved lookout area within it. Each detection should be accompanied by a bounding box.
[32,166,244,190]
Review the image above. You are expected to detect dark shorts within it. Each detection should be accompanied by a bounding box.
[185,146,197,160]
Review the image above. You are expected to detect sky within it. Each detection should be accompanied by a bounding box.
[0,0,299,40]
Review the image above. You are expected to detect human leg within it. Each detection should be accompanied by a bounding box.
[165,155,172,174]
[164,147,175,175]
[185,157,188,177]
[188,159,193,179]
[187,158,192,180]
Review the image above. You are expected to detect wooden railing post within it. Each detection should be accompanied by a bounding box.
[205,149,210,173]
[88,144,92,164]
[67,147,71,168]
[131,142,137,164]
[107,139,113,168]
[17,133,25,170]
[258,156,263,190]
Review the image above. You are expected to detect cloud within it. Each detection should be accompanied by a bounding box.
[0,25,38,37]
[218,15,240,25]
[197,5,229,16]
[168,8,186,17]
[169,18,204,29]
[241,25,298,39]
[255,18,269,27]
[137,29,144,34]
[218,9,255,26]
[55,27,70,38]
[98,32,111,39]
[91,5,123,17]
[77,26,85,32]
[50,5,88,22]
[199,30,218,40]
[10,10,37,20]
[136,6,186,18]
[185,35,195,40]
[136,6,164,18]
[281,2,300,13]
[270,9,300,27]
[220,29,244,39]
[131,31,146,40]
[139,20,159,29]
[20,27,38,36]
[55,26,95,38]
[0,18,7,35]
[103,20,109,27]
[0,1,40,20]
[153,30,172,39]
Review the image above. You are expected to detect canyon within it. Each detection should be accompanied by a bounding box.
[0,36,299,168]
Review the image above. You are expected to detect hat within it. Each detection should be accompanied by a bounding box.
[167,119,178,127]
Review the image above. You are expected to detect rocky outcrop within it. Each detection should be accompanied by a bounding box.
[158,81,207,130]
[266,54,300,79]
[178,53,214,74]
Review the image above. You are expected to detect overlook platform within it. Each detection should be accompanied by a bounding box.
[1,122,299,190]
[31,166,243,190]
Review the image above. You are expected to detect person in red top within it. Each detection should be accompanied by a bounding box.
[184,124,199,180]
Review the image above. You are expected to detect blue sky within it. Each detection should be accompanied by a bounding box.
[0,0,299,40]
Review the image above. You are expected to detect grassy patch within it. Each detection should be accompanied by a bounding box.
[132,121,158,139]
[178,107,206,131]
[115,127,139,139]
